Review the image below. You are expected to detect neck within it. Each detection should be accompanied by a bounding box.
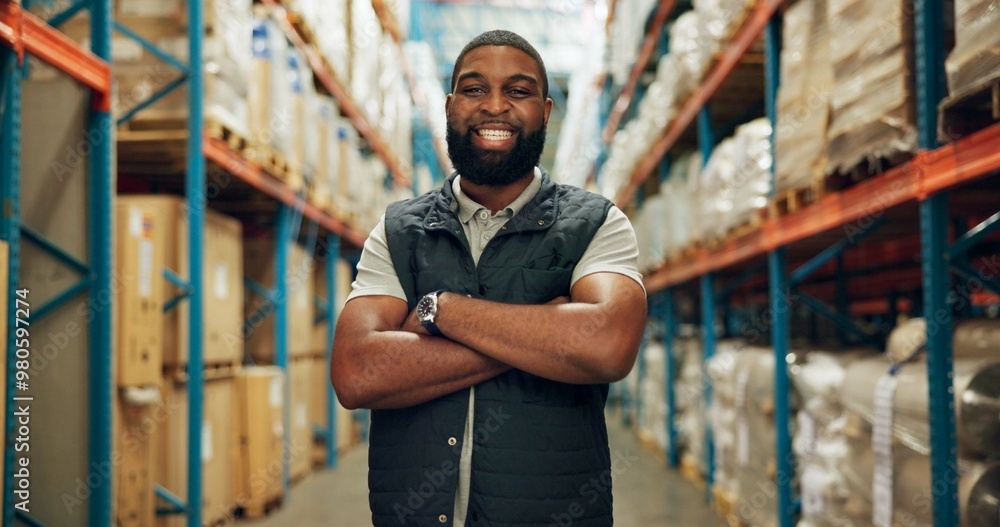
[459,172,534,214]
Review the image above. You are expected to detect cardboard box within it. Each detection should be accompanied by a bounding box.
[310,257,353,353]
[114,394,156,527]
[337,393,359,453]
[244,237,314,362]
[289,359,312,480]
[122,196,244,369]
[154,377,237,527]
[309,355,330,465]
[235,367,285,509]
[37,0,251,136]
[115,200,166,387]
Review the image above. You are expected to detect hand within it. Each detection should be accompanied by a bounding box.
[400,307,429,335]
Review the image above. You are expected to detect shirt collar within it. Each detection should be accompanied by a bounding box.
[452,167,543,224]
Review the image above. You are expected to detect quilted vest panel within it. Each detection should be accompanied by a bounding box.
[370,173,616,526]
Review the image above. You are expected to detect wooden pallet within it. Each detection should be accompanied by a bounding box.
[712,485,748,527]
[237,495,284,520]
[246,143,305,192]
[680,455,705,491]
[205,118,249,153]
[204,508,237,527]
[636,428,666,466]
[939,73,1000,142]
[768,180,824,218]
[291,468,312,486]
[166,361,241,383]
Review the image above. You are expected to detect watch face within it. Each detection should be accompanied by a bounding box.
[417,295,435,321]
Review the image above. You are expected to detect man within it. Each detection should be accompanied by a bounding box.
[332,30,647,527]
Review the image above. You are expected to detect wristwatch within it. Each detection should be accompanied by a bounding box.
[416,290,446,336]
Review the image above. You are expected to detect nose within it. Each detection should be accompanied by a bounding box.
[480,90,509,115]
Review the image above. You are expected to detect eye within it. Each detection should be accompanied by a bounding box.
[463,86,485,95]
[508,88,531,97]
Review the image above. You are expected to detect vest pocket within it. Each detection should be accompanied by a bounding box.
[519,267,573,303]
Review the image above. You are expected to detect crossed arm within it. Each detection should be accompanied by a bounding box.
[330,272,646,410]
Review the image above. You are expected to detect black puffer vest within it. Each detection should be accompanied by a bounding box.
[369,172,615,527]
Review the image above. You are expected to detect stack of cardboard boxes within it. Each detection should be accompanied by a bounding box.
[309,257,361,467]
[113,198,166,527]
[109,196,361,523]
[243,236,315,483]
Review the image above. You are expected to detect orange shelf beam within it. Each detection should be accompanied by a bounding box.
[643,122,1000,293]
[204,138,369,247]
[0,2,111,109]
[601,0,676,144]
[259,0,411,188]
[614,0,784,208]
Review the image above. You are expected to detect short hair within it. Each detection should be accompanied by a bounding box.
[450,30,549,99]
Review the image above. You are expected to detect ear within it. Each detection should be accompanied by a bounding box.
[543,98,553,125]
[446,93,453,118]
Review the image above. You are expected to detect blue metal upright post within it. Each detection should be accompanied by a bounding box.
[764,13,794,526]
[769,249,794,527]
[1,45,22,527]
[89,1,115,525]
[921,196,958,524]
[275,205,292,491]
[187,0,206,523]
[662,289,679,467]
[697,105,714,165]
[325,234,340,468]
[700,273,716,502]
[914,0,959,522]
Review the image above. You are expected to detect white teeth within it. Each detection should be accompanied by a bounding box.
[477,129,513,140]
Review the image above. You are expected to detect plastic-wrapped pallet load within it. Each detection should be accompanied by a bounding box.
[599,54,691,200]
[351,0,385,124]
[774,0,833,193]
[694,118,770,244]
[633,195,667,273]
[838,353,1000,527]
[608,0,659,85]
[312,96,341,212]
[945,0,1000,96]
[825,0,917,178]
[693,0,755,46]
[638,339,669,452]
[697,137,736,243]
[318,0,352,83]
[711,344,780,527]
[885,316,926,363]
[659,152,701,257]
[790,350,878,527]
[669,10,715,100]
[675,337,705,478]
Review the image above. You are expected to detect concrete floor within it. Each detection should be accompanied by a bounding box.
[243,416,725,527]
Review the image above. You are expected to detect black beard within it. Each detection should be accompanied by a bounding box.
[446,122,546,187]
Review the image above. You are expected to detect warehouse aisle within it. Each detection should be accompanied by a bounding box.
[244,416,725,526]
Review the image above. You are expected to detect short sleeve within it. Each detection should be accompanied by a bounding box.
[570,206,646,293]
[346,215,407,303]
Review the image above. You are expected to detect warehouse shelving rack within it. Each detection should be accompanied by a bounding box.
[2,0,416,525]
[604,1,1000,526]
[2,2,113,526]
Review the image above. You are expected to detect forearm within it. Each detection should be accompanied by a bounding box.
[434,291,644,384]
[332,329,509,410]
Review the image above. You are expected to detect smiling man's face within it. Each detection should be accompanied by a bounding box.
[446,45,553,187]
